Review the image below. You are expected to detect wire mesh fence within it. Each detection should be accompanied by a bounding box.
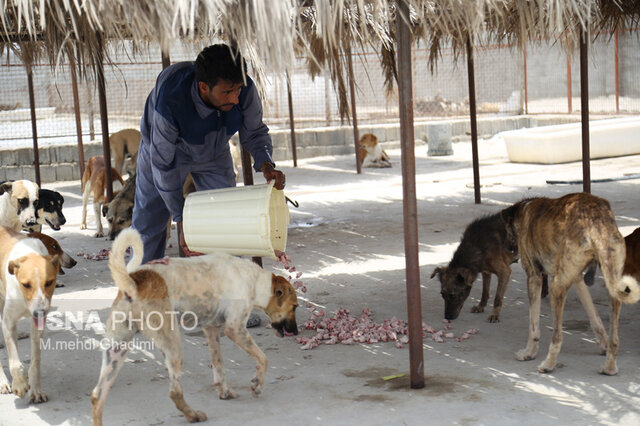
[1,29,639,151]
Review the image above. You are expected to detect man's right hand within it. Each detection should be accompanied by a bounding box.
[177,221,204,257]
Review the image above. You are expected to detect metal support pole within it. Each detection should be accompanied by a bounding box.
[567,47,573,113]
[96,34,113,201]
[286,72,298,167]
[162,50,171,69]
[523,43,528,114]
[614,29,619,113]
[396,0,424,390]
[580,31,591,194]
[27,68,41,186]
[466,36,481,205]
[70,52,85,179]
[346,45,361,174]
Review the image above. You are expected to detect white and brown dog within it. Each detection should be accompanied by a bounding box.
[81,156,124,238]
[0,225,60,403]
[358,133,392,168]
[0,180,39,232]
[91,228,299,425]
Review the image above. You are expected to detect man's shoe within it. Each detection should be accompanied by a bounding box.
[246,312,261,328]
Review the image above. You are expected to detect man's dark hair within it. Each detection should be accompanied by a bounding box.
[194,44,246,88]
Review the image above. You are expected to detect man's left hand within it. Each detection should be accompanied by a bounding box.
[261,163,286,190]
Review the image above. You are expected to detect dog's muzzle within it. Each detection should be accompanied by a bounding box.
[271,319,298,338]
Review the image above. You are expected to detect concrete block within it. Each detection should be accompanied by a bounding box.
[22,167,36,181]
[5,166,23,180]
[297,131,318,148]
[55,145,76,163]
[17,148,33,166]
[270,132,289,150]
[0,167,5,182]
[37,147,51,164]
[55,164,75,181]
[39,165,57,183]
[1,149,17,166]
[427,122,453,156]
[72,164,82,180]
[384,126,400,142]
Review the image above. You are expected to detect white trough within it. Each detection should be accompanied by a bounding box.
[501,116,640,164]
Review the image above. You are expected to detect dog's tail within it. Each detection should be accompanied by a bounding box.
[108,228,143,297]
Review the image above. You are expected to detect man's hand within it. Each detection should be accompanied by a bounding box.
[177,221,204,257]
[261,162,286,190]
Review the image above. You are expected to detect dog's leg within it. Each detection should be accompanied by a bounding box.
[224,315,268,397]
[515,273,544,362]
[471,272,490,314]
[537,275,573,373]
[600,298,622,376]
[81,182,91,230]
[573,280,608,354]
[91,341,131,426]
[488,268,512,323]
[94,201,104,237]
[146,325,207,423]
[203,325,237,400]
[0,318,28,397]
[27,323,47,403]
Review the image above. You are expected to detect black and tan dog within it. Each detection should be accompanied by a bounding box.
[102,173,136,240]
[501,193,639,375]
[431,212,519,323]
[91,228,299,425]
[23,188,66,233]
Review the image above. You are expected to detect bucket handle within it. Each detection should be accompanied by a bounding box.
[285,196,299,208]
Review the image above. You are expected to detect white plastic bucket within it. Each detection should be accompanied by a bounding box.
[183,182,289,259]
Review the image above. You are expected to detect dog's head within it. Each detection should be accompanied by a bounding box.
[8,253,60,330]
[27,232,77,275]
[265,274,299,337]
[431,266,475,320]
[37,189,66,230]
[0,180,39,227]
[103,198,134,240]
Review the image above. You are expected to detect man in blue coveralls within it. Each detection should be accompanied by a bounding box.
[132,45,286,325]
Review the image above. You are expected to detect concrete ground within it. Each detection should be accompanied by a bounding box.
[0,135,639,425]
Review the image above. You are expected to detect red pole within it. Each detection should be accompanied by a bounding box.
[567,48,573,113]
[523,43,528,114]
[27,68,41,186]
[580,31,591,194]
[347,45,361,174]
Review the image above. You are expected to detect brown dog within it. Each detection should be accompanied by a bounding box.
[501,193,640,375]
[91,228,299,425]
[623,227,640,280]
[431,212,518,323]
[81,156,124,238]
[358,133,391,168]
[109,128,141,175]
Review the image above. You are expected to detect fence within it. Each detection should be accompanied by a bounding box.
[1,29,639,150]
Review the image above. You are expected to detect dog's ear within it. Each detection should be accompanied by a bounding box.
[127,206,134,217]
[50,254,61,272]
[0,181,13,195]
[430,267,444,279]
[8,257,23,275]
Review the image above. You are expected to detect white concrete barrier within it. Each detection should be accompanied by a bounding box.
[501,116,640,164]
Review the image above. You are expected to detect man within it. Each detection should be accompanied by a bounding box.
[132,45,285,326]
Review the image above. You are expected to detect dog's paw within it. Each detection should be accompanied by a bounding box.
[515,349,536,361]
[184,409,207,423]
[80,224,87,230]
[599,362,618,376]
[217,388,237,400]
[0,383,11,394]
[250,377,263,397]
[486,314,500,323]
[11,376,29,398]
[537,360,556,374]
[28,389,48,404]
[470,305,485,313]
[94,231,104,238]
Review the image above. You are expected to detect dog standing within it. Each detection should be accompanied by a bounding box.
[431,212,519,323]
[81,156,124,238]
[90,228,299,425]
[23,188,66,233]
[358,133,391,168]
[109,128,141,176]
[102,173,136,240]
[501,193,640,375]
[0,226,60,403]
[0,180,39,232]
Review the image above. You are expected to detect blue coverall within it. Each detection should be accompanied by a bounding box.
[132,62,275,263]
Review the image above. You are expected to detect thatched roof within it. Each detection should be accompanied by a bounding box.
[1,1,637,113]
